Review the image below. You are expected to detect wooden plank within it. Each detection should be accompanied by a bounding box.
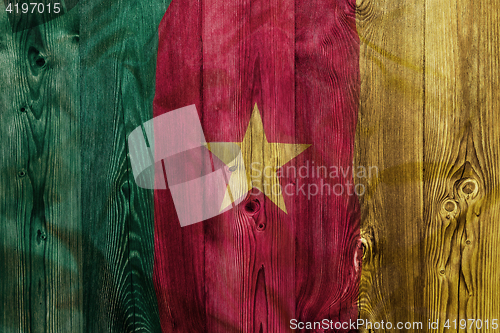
[1,0,168,331]
[30,8,82,333]
[80,0,169,331]
[423,0,469,327]
[201,1,297,331]
[355,0,425,330]
[0,5,32,332]
[294,0,361,327]
[153,0,360,331]
[153,0,207,331]
[474,0,500,329]
[0,4,83,332]
[424,0,500,330]
[357,0,500,331]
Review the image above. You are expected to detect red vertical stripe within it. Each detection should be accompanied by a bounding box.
[153,0,360,331]
[294,0,360,325]
[153,1,207,332]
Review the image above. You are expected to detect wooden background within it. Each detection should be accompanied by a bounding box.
[152,0,360,332]
[1,0,499,332]
[0,0,169,332]
[356,0,500,331]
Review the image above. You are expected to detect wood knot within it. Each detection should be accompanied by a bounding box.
[245,199,260,214]
[457,178,479,200]
[28,46,48,71]
[359,232,374,265]
[461,179,477,195]
[443,200,457,213]
[353,237,365,273]
[244,198,264,230]
[35,57,46,67]
[441,199,459,220]
[355,0,373,18]
[37,229,47,241]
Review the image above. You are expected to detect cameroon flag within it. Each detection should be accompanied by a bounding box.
[151,0,360,331]
[3,0,500,331]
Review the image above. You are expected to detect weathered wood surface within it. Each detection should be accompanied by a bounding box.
[153,0,361,332]
[356,0,500,331]
[0,0,169,332]
[80,0,169,331]
[4,0,500,331]
[355,0,424,329]
[1,4,83,332]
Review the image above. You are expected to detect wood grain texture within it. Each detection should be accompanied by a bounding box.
[0,5,34,332]
[153,0,360,331]
[356,0,500,331]
[0,0,169,332]
[80,0,169,331]
[424,0,500,330]
[355,0,425,329]
[0,3,82,332]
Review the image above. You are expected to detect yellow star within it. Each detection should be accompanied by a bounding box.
[207,104,310,213]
